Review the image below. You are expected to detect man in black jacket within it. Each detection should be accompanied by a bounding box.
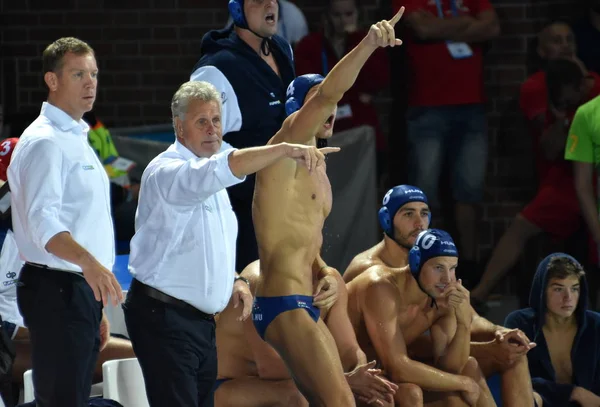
[191,0,296,271]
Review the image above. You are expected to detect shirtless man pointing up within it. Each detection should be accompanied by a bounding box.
[251,7,406,407]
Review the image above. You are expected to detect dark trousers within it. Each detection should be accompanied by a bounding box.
[123,287,217,407]
[17,264,102,407]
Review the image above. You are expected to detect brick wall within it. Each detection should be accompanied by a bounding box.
[0,0,589,260]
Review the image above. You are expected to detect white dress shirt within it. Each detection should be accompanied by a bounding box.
[129,141,244,314]
[8,102,115,273]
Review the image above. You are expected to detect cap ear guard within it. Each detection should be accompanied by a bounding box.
[378,207,392,236]
[228,0,248,29]
[408,246,421,276]
[285,97,301,116]
[285,74,325,117]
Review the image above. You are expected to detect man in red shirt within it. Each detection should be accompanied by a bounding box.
[294,0,390,179]
[0,138,18,183]
[397,0,500,286]
[471,23,600,308]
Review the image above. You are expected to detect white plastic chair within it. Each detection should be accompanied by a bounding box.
[23,369,33,402]
[23,369,103,402]
[103,358,149,407]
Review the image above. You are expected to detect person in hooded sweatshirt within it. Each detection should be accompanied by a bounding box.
[505,253,600,407]
[190,0,296,272]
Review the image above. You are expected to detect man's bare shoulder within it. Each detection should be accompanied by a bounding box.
[268,115,303,144]
[343,241,384,283]
[353,265,404,304]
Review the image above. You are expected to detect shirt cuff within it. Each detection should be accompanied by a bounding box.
[33,215,70,252]
[215,148,246,188]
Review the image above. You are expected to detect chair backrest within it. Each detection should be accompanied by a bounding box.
[102,358,149,407]
[23,369,33,402]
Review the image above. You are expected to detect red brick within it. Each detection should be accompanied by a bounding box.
[111,12,141,25]
[116,104,142,118]
[2,28,29,43]
[139,11,188,25]
[494,5,527,21]
[37,13,65,25]
[114,43,140,56]
[152,27,179,40]
[140,42,182,56]
[103,27,152,41]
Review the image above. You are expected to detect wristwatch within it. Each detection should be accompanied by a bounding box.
[235,276,250,286]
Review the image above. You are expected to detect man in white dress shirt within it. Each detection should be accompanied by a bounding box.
[7,37,123,407]
[123,80,338,407]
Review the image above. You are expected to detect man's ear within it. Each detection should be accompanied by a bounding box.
[174,117,184,140]
[44,71,58,92]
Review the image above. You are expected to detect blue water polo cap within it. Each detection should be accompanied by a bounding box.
[408,229,458,279]
[378,185,429,238]
[228,0,248,29]
[285,74,325,116]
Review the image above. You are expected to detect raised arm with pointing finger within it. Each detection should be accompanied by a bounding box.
[274,6,405,146]
[251,8,406,406]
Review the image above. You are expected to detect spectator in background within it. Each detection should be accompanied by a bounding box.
[396,0,500,287]
[225,0,309,48]
[191,0,296,272]
[294,0,391,183]
[565,93,600,310]
[572,0,600,76]
[504,253,600,407]
[84,111,139,249]
[0,106,3,139]
[0,136,134,406]
[471,50,600,310]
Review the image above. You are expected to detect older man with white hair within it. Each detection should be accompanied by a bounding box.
[123,80,337,407]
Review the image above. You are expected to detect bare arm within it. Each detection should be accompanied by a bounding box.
[227,143,289,178]
[540,115,569,161]
[405,11,473,41]
[449,10,500,43]
[362,279,470,391]
[574,162,600,243]
[431,313,471,374]
[278,9,405,145]
[431,283,472,373]
[406,9,499,43]
[325,272,367,371]
[45,232,122,305]
[46,232,105,271]
[469,307,501,342]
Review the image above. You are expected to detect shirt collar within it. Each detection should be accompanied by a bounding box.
[40,101,90,135]
[173,140,199,160]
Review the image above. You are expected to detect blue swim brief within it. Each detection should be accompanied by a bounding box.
[252,295,320,340]
[212,377,231,394]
